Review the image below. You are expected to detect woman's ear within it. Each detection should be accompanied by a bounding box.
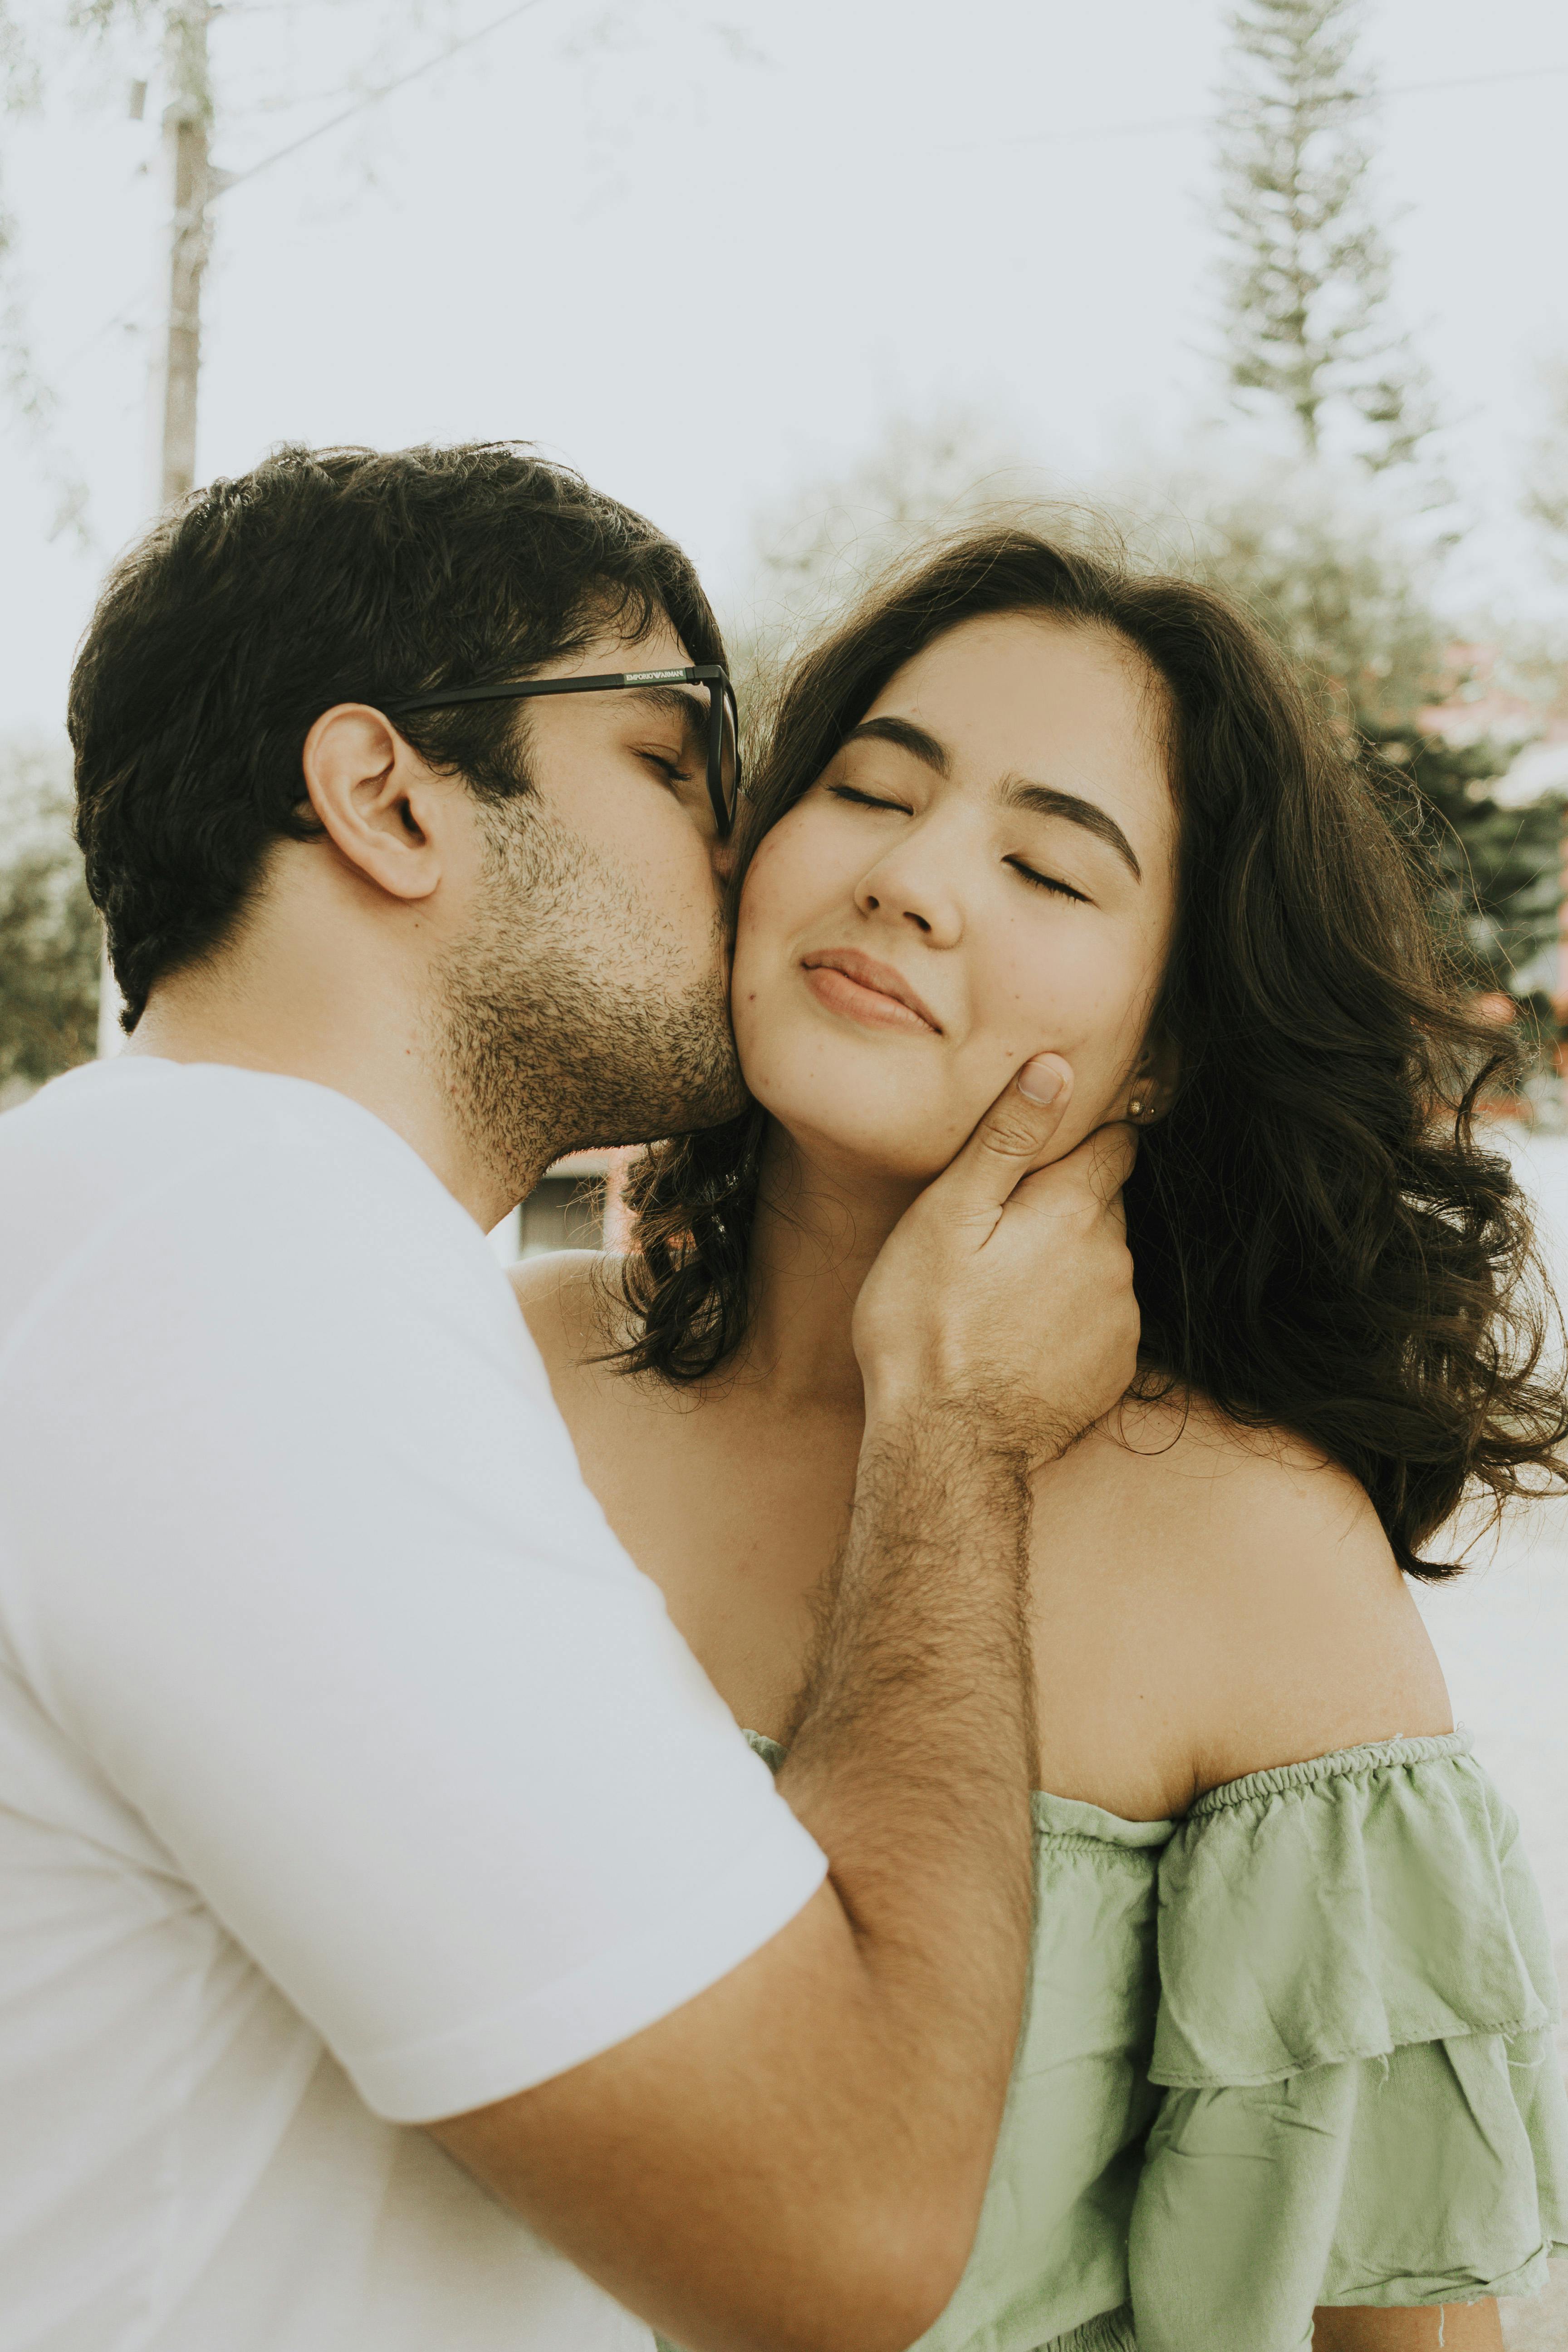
[299,704,449,904]
[1124,1030,1181,1126]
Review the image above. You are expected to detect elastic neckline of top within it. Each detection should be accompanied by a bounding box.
[1186,1731,1472,1818]
[743,1727,1473,1832]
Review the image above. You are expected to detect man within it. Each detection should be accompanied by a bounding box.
[0,443,1137,2352]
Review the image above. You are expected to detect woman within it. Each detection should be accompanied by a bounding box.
[514,528,1568,2350]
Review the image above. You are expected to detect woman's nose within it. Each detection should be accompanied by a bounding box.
[853,844,964,947]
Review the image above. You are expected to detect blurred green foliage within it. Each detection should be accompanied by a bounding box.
[0,739,100,1093]
[1185,500,1563,999]
[1373,728,1561,1001]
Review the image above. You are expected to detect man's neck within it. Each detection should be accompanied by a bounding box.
[740,1124,924,1418]
[129,965,526,1235]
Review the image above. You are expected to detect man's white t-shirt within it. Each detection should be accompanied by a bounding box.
[0,1059,827,2352]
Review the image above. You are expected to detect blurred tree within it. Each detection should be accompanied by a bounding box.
[0,739,99,1092]
[1524,358,1568,580]
[0,0,91,541]
[1368,730,1561,1000]
[1122,457,1443,725]
[1133,476,1561,995]
[1215,0,1436,472]
[731,409,1043,706]
[1,0,755,527]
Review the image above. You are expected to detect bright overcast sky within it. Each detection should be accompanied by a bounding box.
[2,0,1565,732]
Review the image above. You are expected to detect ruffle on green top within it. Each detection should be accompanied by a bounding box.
[1151,1736,1558,2085]
[1127,1737,1568,2352]
[692,1731,1568,2352]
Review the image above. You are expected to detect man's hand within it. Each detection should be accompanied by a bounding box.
[853,1055,1141,1464]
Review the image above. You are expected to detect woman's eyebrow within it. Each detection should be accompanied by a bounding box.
[997,776,1142,883]
[840,715,951,774]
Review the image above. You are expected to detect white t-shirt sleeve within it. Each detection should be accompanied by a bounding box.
[0,1103,825,2124]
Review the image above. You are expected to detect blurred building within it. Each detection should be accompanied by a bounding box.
[490,1148,637,1263]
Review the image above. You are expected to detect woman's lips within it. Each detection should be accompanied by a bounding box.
[800,951,941,1034]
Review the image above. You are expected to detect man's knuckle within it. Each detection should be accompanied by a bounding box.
[980,1117,1039,1160]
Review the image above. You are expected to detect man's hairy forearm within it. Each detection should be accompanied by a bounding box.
[777,1413,1039,2159]
[429,1423,1045,2352]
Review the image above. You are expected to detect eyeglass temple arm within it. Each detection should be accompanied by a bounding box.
[386,666,729,718]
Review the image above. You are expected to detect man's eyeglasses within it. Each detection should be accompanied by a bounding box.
[384,665,742,839]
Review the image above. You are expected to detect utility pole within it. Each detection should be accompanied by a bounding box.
[99,1,214,1054]
[152,0,215,511]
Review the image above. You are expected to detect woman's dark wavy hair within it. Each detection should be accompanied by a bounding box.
[619,525,1568,1578]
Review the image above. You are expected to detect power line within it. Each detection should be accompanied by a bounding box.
[953,58,1568,153]
[214,0,551,198]
[52,0,552,378]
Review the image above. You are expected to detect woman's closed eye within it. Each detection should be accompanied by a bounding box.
[829,783,912,815]
[1007,856,1090,906]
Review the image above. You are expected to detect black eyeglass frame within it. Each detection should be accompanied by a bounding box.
[383,664,742,839]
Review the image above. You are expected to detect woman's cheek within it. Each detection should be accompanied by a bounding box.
[977,936,1145,1125]
[740,806,826,916]
[735,818,848,993]
[732,846,812,1070]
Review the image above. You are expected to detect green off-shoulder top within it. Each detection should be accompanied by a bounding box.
[715,1731,1568,2352]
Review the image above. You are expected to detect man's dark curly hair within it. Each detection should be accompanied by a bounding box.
[616,525,1568,1580]
[69,441,723,1028]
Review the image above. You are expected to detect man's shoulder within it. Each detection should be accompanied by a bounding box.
[3,1059,389,1184]
[0,1061,492,1355]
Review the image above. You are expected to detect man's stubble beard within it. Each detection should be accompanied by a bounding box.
[431,795,748,1203]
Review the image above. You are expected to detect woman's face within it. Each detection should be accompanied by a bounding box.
[731,611,1181,1183]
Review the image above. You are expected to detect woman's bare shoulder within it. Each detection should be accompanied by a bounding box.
[1090,1386,1379,1548]
[507,1250,628,1389]
[1030,1388,1453,1814]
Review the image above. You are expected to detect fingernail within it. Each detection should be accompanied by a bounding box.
[1018,1054,1068,1105]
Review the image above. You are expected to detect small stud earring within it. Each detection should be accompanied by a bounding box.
[1128,1095,1145,1119]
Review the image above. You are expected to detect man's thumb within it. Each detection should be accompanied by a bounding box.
[1016,1054,1073,1112]
[943,1054,1075,1208]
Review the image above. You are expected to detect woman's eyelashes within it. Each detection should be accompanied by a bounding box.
[828,783,911,815]
[1006,857,1090,906]
[828,783,1090,906]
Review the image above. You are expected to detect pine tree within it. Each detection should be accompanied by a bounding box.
[1216,0,1434,470]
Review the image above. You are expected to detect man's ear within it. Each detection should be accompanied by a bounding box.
[300,704,451,904]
